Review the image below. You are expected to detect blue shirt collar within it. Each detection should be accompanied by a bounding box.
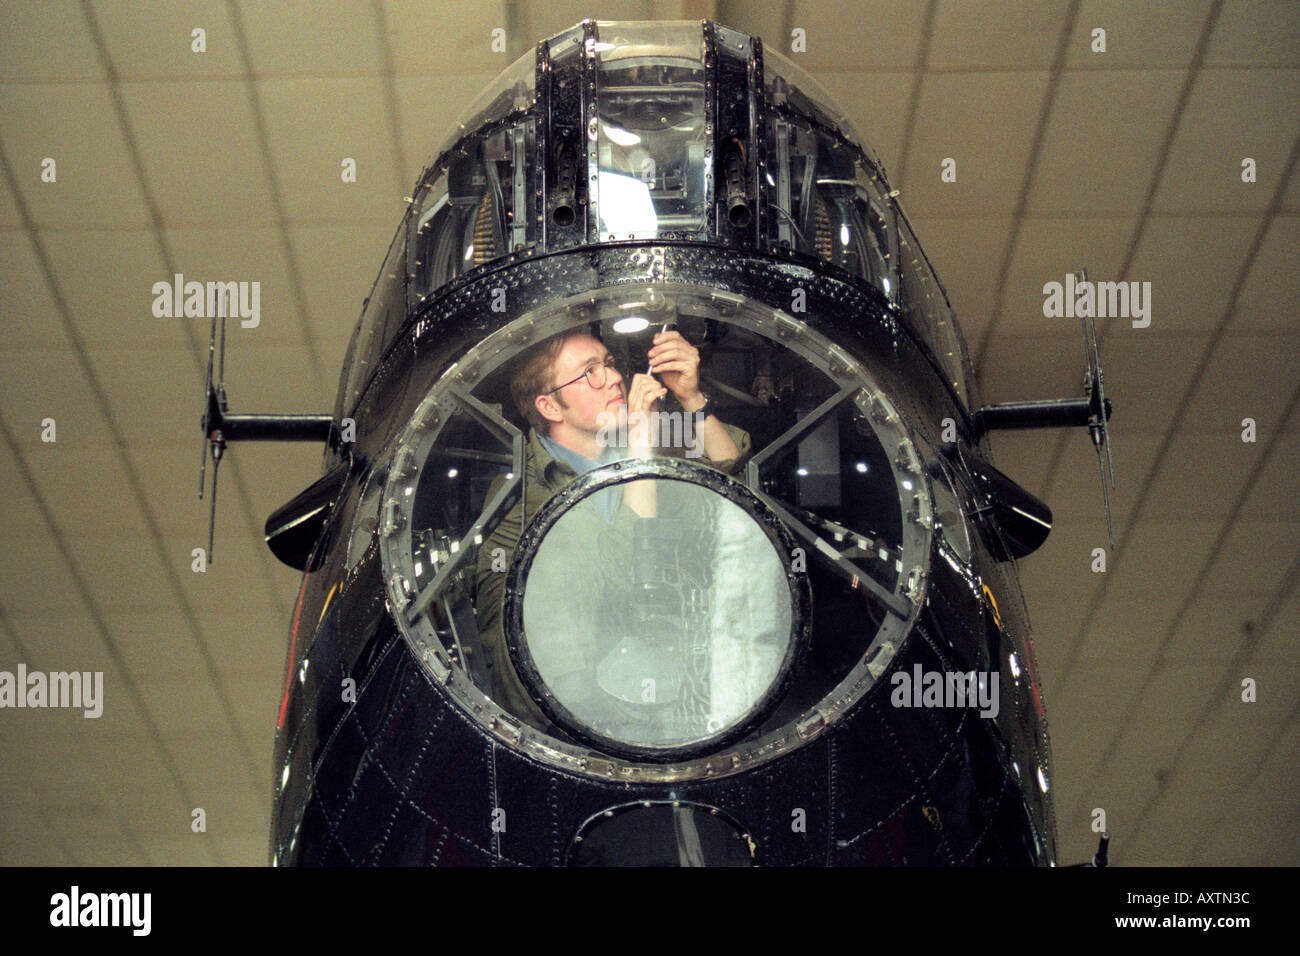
[537,432,624,475]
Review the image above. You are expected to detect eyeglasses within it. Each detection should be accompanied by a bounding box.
[547,356,621,393]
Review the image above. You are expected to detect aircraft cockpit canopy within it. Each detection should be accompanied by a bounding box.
[382,20,973,413]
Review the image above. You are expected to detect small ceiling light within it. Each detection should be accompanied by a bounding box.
[613,316,650,334]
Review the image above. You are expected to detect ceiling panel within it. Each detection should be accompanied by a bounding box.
[1069,598,1185,663]
[899,72,1051,216]
[385,1,520,76]
[1162,597,1270,668]
[0,533,92,614]
[1064,0,1213,70]
[1027,70,1187,216]
[1124,431,1255,521]
[818,72,913,174]
[1043,426,1161,531]
[1183,331,1300,430]
[239,0,383,77]
[118,81,275,227]
[0,83,151,229]
[394,71,497,184]
[1202,0,1300,68]
[784,0,925,73]
[90,0,243,80]
[112,608,210,680]
[2,443,152,540]
[1127,215,1263,332]
[258,77,403,221]
[0,230,73,349]
[1231,214,1300,331]
[1238,420,1300,519]
[133,675,241,737]
[119,443,214,539]
[291,221,396,369]
[979,330,1081,405]
[981,427,1065,500]
[990,216,1137,340]
[0,1,107,84]
[1203,518,1300,599]
[0,179,22,231]
[1090,329,1211,434]
[161,225,310,362]
[38,229,189,351]
[1152,68,1300,214]
[907,216,1013,325]
[1102,518,1221,601]
[929,1,1070,71]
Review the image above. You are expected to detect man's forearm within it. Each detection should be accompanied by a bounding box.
[621,478,657,518]
[682,401,740,464]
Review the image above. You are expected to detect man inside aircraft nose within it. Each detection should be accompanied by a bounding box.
[472,327,752,732]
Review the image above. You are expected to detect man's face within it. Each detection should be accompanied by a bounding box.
[536,334,626,434]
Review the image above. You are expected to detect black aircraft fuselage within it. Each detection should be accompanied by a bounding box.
[212,20,1111,866]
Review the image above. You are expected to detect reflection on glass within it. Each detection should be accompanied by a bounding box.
[596,23,707,239]
[521,478,791,750]
[596,172,659,236]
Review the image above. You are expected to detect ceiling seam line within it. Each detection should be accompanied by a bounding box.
[78,0,296,625]
[0,611,94,865]
[372,0,410,193]
[1036,0,1224,529]
[1065,376,1300,834]
[891,0,938,195]
[1184,571,1300,863]
[1123,548,1300,858]
[0,411,224,865]
[224,0,326,391]
[972,0,1082,375]
[0,136,265,806]
[1052,125,1300,695]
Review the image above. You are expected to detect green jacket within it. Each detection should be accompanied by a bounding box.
[473,423,752,731]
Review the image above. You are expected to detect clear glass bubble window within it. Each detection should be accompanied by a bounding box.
[509,461,802,760]
[375,284,933,777]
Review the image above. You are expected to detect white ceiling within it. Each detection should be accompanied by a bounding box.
[0,0,1296,866]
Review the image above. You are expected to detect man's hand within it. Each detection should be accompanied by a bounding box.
[647,331,741,467]
[621,372,666,516]
[626,372,668,456]
[647,330,703,408]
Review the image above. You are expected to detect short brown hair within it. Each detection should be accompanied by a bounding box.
[509,329,591,432]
